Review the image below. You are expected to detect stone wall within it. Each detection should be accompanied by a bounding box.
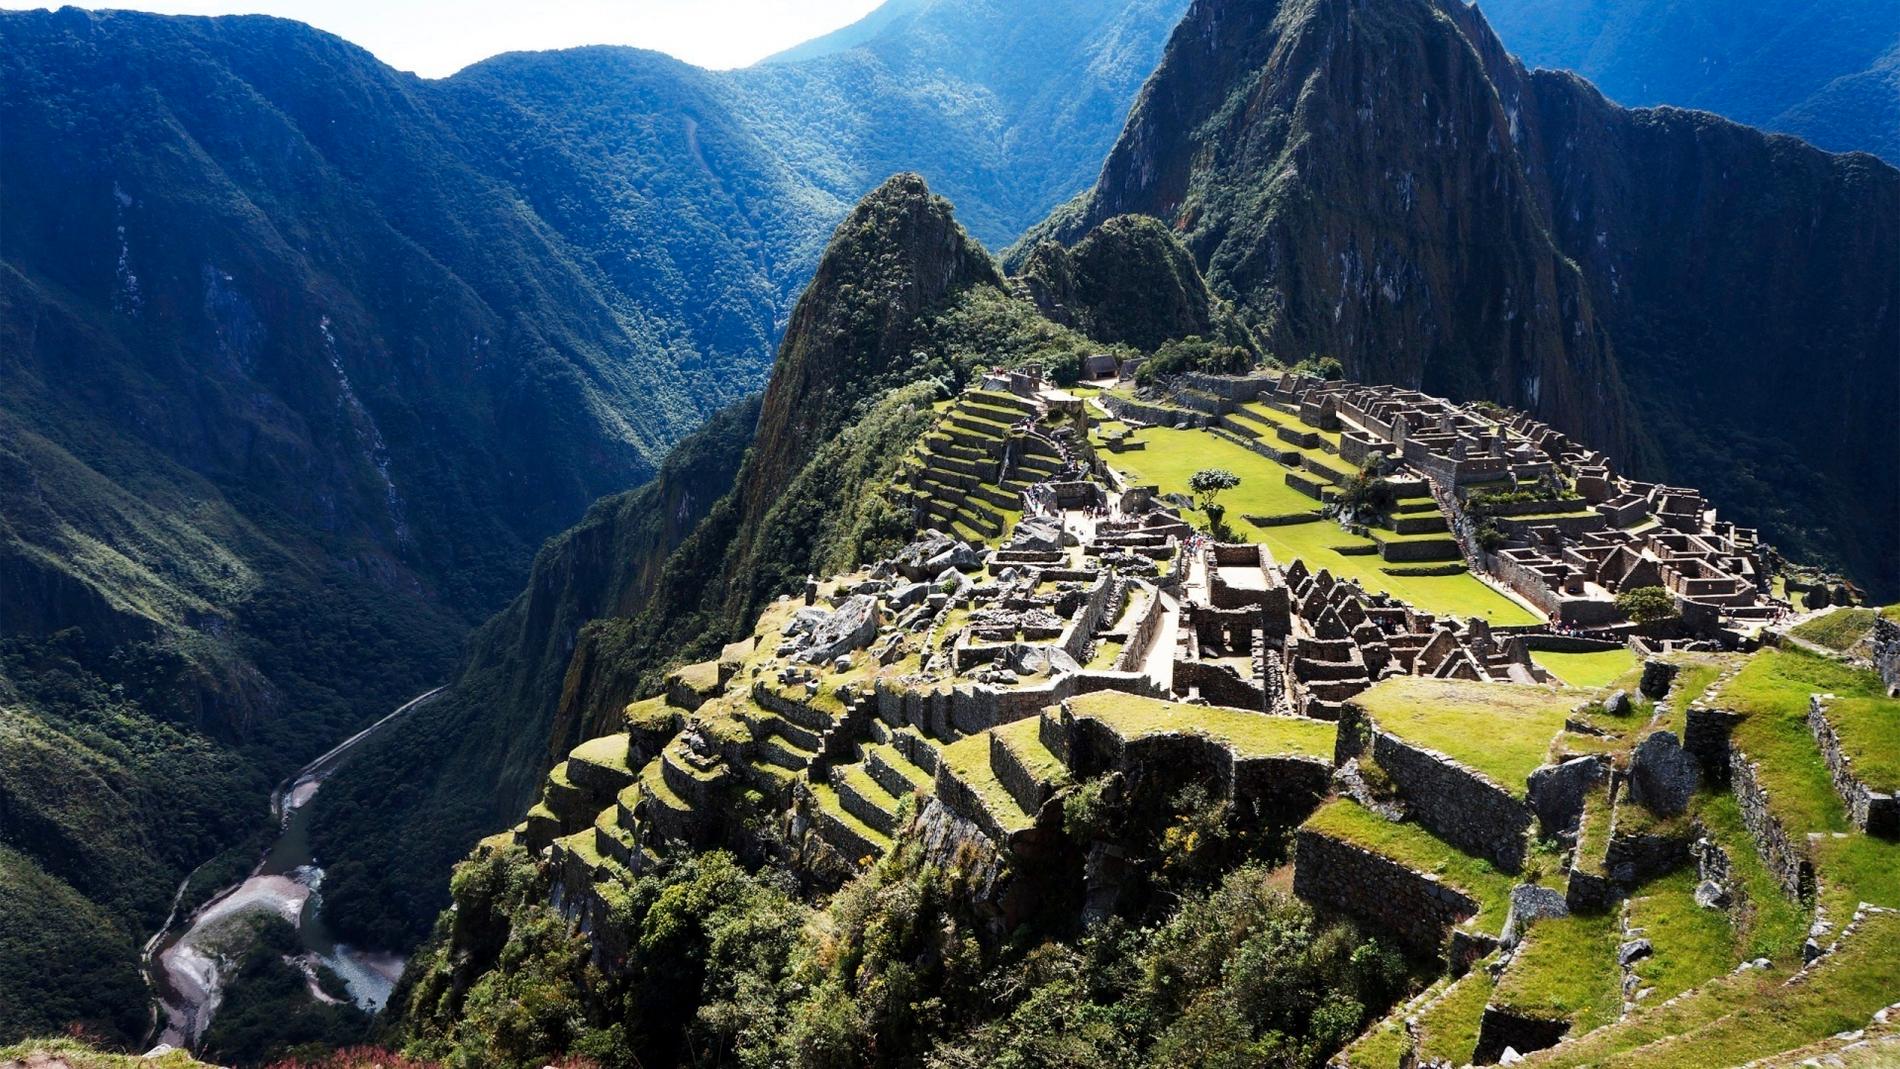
[1116,583,1171,671]
[1293,828,1482,958]
[1182,371,1278,401]
[1684,705,1743,784]
[1730,746,1815,901]
[1098,392,1208,428]
[1808,696,1898,836]
[1056,706,1331,821]
[1372,731,1532,872]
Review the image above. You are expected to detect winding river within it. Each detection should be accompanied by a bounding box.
[143,686,445,1050]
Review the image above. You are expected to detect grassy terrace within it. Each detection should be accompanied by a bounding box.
[1695,791,1809,962]
[1789,607,1880,651]
[808,781,893,852]
[1414,961,1497,1066]
[1066,691,1336,760]
[1354,677,1580,795]
[937,731,1036,834]
[1490,910,1624,1034]
[1302,798,1515,931]
[1586,911,1900,1069]
[1627,866,1737,1002]
[1713,648,1889,836]
[624,694,679,732]
[1649,653,1736,738]
[1814,834,1900,923]
[1519,962,1800,1068]
[1820,696,1900,793]
[1103,425,1537,624]
[1531,647,1638,688]
[568,732,632,775]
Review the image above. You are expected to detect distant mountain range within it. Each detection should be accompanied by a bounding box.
[0,0,1185,1042]
[1477,0,1900,163]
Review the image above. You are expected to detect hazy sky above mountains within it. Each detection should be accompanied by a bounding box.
[17,0,886,73]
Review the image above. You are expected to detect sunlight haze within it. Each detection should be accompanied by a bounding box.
[12,0,888,74]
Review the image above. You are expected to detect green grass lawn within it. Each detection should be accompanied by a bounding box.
[1303,798,1516,930]
[1066,691,1337,760]
[1355,677,1580,795]
[1627,866,1737,1001]
[1105,426,1538,625]
[1491,909,1624,1033]
[1714,649,1889,836]
[1533,647,1640,688]
[1789,608,1879,651]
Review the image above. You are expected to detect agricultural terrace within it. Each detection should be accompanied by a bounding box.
[1353,677,1581,795]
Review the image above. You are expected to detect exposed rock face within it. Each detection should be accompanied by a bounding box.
[797,596,881,665]
[1628,730,1700,817]
[1026,0,1900,595]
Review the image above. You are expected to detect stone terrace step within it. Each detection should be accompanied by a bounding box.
[937,730,1038,841]
[866,742,935,797]
[969,389,1038,416]
[831,762,902,835]
[991,716,1070,814]
[808,781,894,861]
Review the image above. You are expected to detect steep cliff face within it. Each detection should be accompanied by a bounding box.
[1026,0,1900,595]
[1477,0,1900,164]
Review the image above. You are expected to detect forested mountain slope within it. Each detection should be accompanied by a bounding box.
[0,1,1184,1042]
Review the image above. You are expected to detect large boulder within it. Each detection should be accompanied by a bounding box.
[1628,731,1700,816]
[1502,884,1570,946]
[798,595,881,664]
[995,643,1080,678]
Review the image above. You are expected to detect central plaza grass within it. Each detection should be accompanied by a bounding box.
[1066,691,1336,759]
[1302,798,1516,930]
[1104,425,1538,625]
[1354,677,1580,794]
[1712,648,1889,836]
[1532,647,1640,688]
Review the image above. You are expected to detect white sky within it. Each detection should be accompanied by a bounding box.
[12,0,889,75]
